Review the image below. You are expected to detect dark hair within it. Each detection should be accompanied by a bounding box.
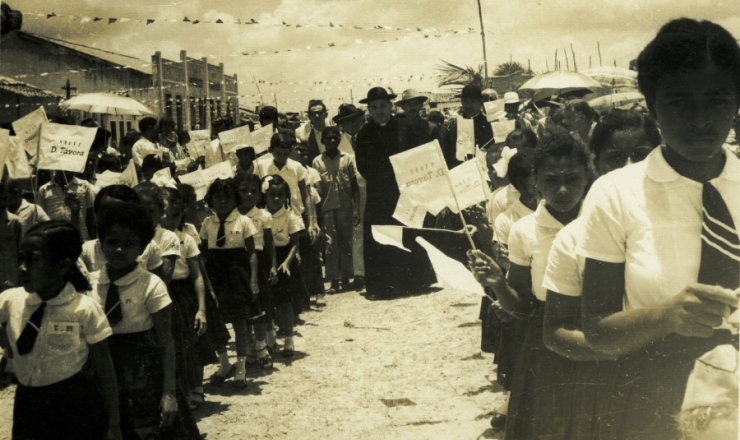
[505,129,538,150]
[565,100,599,124]
[428,110,445,125]
[212,115,233,132]
[79,118,100,128]
[5,178,22,194]
[135,184,165,211]
[550,108,565,125]
[534,133,594,177]
[177,184,197,206]
[97,202,155,247]
[507,150,535,192]
[270,128,297,150]
[24,220,91,292]
[638,18,740,111]
[120,130,142,149]
[321,126,341,142]
[235,171,262,190]
[91,128,112,153]
[141,154,163,172]
[158,116,175,133]
[308,99,327,113]
[97,153,122,173]
[589,109,662,159]
[205,178,241,208]
[138,117,157,133]
[93,184,140,215]
[259,106,278,122]
[261,175,291,209]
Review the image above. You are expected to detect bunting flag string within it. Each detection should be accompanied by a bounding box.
[30,11,476,35]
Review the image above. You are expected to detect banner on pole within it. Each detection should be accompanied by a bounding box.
[37,123,96,172]
[178,160,234,201]
[11,106,48,155]
[492,119,516,144]
[446,159,491,213]
[187,129,211,159]
[95,159,138,189]
[392,192,427,228]
[250,123,272,154]
[389,139,450,215]
[5,136,31,179]
[218,124,253,154]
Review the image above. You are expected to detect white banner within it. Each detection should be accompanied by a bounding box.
[446,159,491,213]
[371,225,411,252]
[37,123,97,172]
[0,129,10,177]
[492,119,517,144]
[455,116,475,161]
[11,106,48,155]
[218,124,253,154]
[95,159,138,189]
[5,136,31,179]
[389,139,451,214]
[250,123,272,154]
[392,192,427,228]
[187,129,211,159]
[178,160,234,201]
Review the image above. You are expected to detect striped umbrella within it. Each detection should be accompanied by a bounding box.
[582,67,638,90]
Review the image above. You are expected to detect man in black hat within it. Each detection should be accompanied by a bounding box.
[355,87,435,297]
[440,84,494,168]
[397,89,440,148]
[332,103,366,150]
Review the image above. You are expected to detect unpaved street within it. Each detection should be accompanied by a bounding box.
[0,286,506,440]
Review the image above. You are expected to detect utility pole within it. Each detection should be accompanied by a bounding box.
[61,79,77,99]
[597,42,603,67]
[476,0,489,85]
[570,44,577,71]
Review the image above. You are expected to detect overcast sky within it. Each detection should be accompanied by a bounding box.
[11,0,740,112]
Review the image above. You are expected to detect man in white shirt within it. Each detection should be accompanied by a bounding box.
[131,117,161,167]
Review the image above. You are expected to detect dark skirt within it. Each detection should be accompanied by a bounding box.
[107,330,201,440]
[205,248,255,323]
[272,245,304,307]
[570,358,619,439]
[494,317,525,391]
[505,300,575,440]
[204,282,231,349]
[166,281,195,392]
[13,371,107,440]
[255,250,274,324]
[594,330,738,440]
[170,279,218,372]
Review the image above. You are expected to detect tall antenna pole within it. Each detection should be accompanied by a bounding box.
[597,42,603,67]
[476,0,489,85]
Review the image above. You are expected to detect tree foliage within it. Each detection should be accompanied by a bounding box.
[493,61,533,76]
[435,60,491,89]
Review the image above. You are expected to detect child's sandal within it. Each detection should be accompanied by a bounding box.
[231,379,248,390]
[257,347,273,369]
[189,392,205,411]
[208,364,236,386]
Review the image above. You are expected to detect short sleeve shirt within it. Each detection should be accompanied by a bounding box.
[254,158,308,215]
[11,199,50,237]
[312,152,357,212]
[131,138,162,166]
[245,207,273,251]
[81,239,163,273]
[172,229,200,280]
[270,207,305,248]
[486,184,520,231]
[576,148,740,310]
[37,177,95,241]
[199,209,257,249]
[0,283,112,386]
[542,218,585,297]
[181,223,201,246]
[493,199,534,246]
[507,200,565,301]
[154,225,181,259]
[91,265,172,334]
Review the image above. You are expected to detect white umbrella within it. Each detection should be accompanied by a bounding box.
[588,91,645,112]
[582,67,638,89]
[519,71,602,102]
[61,92,155,116]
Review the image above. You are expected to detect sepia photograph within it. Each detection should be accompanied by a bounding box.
[0,1,738,439]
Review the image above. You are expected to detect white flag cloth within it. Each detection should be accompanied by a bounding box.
[218,124,253,154]
[492,119,517,144]
[445,158,491,213]
[455,116,475,161]
[392,192,427,228]
[150,167,172,187]
[415,237,486,297]
[250,123,273,154]
[95,159,138,189]
[6,136,31,179]
[12,106,47,155]
[37,123,96,173]
[187,129,211,159]
[178,160,234,201]
[389,139,451,214]
[0,129,10,175]
[371,225,411,252]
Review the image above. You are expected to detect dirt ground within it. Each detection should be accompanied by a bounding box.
[0,285,506,440]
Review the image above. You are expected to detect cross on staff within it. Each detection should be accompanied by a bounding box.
[61,79,77,99]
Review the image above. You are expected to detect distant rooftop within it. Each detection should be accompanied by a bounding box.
[0,75,60,98]
[20,31,152,75]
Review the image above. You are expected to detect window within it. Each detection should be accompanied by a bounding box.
[175,95,183,131]
[165,93,173,119]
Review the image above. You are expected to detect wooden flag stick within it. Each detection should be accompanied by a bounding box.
[435,145,476,251]
[32,127,42,226]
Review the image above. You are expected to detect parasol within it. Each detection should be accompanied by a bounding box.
[519,71,602,103]
[582,67,638,90]
[588,91,645,112]
[60,92,155,116]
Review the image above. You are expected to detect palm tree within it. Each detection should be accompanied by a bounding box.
[493,61,533,76]
[435,60,489,89]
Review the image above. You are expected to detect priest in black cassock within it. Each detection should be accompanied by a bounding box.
[440,84,495,169]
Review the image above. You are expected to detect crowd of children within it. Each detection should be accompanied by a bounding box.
[0,16,739,440]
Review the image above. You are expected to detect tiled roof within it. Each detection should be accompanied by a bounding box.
[0,76,61,98]
[20,31,152,75]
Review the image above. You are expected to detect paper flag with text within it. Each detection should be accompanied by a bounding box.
[178,160,234,201]
[218,124,253,154]
[12,106,47,155]
[250,123,273,154]
[187,128,211,159]
[389,139,451,221]
[37,123,97,172]
[445,158,491,213]
[5,136,31,179]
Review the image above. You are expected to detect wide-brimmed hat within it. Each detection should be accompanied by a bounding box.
[332,104,365,123]
[456,84,482,99]
[504,92,521,105]
[396,89,428,105]
[359,87,397,104]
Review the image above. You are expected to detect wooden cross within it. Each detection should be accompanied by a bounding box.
[61,79,77,99]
